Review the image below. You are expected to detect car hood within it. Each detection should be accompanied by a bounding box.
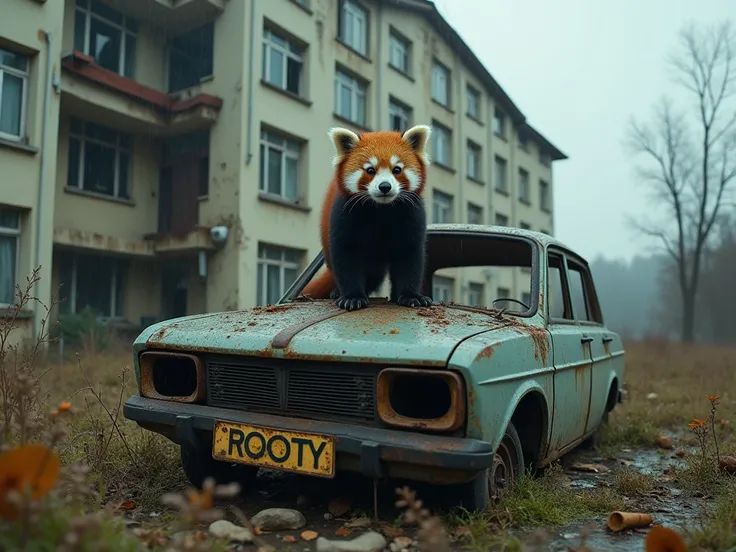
[136,300,511,367]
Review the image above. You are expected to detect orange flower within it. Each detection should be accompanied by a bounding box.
[58,401,71,413]
[645,525,686,552]
[688,419,705,430]
[705,395,720,402]
[0,444,60,520]
[186,487,214,510]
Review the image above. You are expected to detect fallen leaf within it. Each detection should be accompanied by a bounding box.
[656,436,674,449]
[381,525,404,538]
[283,535,296,543]
[118,500,136,511]
[571,462,610,473]
[335,527,352,537]
[345,518,372,529]
[328,496,351,517]
[301,530,318,541]
[254,527,267,535]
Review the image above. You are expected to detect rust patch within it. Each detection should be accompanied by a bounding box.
[603,341,610,355]
[474,344,495,362]
[466,385,482,435]
[271,310,348,350]
[139,351,205,403]
[502,317,549,365]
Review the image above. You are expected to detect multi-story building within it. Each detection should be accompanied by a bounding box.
[1,0,566,345]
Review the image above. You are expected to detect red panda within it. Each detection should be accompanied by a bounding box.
[301,124,434,311]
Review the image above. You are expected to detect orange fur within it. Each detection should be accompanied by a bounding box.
[301,126,431,300]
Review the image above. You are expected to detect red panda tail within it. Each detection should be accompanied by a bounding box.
[301,268,335,299]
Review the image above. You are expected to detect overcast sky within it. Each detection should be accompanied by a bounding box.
[434,0,733,264]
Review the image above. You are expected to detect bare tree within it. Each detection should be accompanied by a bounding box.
[626,20,736,342]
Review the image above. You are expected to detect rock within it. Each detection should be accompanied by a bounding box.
[316,531,387,552]
[393,536,412,549]
[656,436,674,449]
[209,520,253,543]
[251,508,307,531]
[719,455,736,474]
[646,392,658,400]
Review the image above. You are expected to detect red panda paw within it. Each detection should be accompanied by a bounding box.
[395,294,434,308]
[335,295,370,311]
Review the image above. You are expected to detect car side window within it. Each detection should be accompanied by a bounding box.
[567,262,592,322]
[547,253,571,320]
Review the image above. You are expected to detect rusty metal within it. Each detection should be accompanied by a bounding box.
[376,368,466,432]
[139,351,205,403]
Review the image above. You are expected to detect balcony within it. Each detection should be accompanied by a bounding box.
[60,51,222,137]
[104,0,225,34]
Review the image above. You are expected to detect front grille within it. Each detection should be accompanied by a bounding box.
[205,357,379,423]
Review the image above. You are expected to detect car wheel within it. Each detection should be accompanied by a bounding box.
[180,440,259,490]
[454,421,525,511]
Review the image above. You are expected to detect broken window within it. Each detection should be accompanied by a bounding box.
[168,22,214,92]
[74,0,138,78]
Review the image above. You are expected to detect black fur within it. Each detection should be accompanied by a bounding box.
[329,193,434,311]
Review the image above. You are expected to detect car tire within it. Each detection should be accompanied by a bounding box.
[453,421,525,512]
[180,440,259,490]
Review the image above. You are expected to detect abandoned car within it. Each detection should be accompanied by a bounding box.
[122,224,625,510]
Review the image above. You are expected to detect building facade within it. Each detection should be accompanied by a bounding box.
[0,0,566,345]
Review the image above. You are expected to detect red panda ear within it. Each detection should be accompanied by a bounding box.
[402,124,432,165]
[328,127,360,166]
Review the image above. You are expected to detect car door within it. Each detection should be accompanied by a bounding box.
[546,249,593,451]
[565,256,617,434]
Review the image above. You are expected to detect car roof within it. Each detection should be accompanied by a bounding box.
[426,223,577,256]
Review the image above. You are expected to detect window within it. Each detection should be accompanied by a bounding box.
[466,85,480,119]
[168,23,214,92]
[519,221,531,230]
[432,275,454,303]
[496,287,510,299]
[548,254,568,319]
[541,228,550,235]
[0,210,20,305]
[67,118,132,200]
[432,190,453,223]
[493,107,506,138]
[162,130,210,197]
[0,48,29,142]
[539,151,551,167]
[467,202,483,225]
[518,134,529,151]
[431,60,450,107]
[568,262,592,321]
[388,97,411,133]
[521,292,531,307]
[58,252,127,318]
[259,129,301,202]
[518,168,530,203]
[467,140,481,181]
[388,28,410,74]
[467,282,484,306]
[257,243,302,306]
[262,27,305,96]
[74,0,138,78]
[494,155,507,193]
[494,212,508,226]
[431,122,451,167]
[540,179,551,211]
[334,68,367,125]
[339,0,368,55]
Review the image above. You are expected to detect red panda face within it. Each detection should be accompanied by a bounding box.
[329,125,432,205]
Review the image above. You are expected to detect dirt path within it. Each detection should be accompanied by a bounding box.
[127,443,702,551]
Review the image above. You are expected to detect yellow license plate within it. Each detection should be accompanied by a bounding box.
[212,420,336,478]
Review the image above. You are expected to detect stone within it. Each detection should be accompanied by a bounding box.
[316,531,387,552]
[251,508,307,531]
[208,520,253,543]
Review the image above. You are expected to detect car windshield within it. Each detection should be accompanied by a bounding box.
[288,230,539,316]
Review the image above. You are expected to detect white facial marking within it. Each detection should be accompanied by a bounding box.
[344,168,363,194]
[390,155,400,166]
[367,167,401,204]
[369,156,378,167]
[404,167,420,192]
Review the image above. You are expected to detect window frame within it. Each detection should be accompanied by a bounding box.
[338,0,369,56]
[467,202,483,225]
[466,84,480,120]
[167,22,214,92]
[539,179,551,212]
[432,275,454,304]
[494,155,508,193]
[432,189,454,224]
[493,107,506,138]
[257,243,302,306]
[388,27,410,75]
[466,140,481,181]
[0,209,20,307]
[74,0,138,78]
[334,67,367,125]
[467,281,484,306]
[518,168,530,203]
[61,252,127,319]
[388,96,411,133]
[0,48,29,143]
[259,128,302,202]
[262,26,305,97]
[431,120,452,167]
[67,118,132,200]
[494,212,509,226]
[431,59,451,107]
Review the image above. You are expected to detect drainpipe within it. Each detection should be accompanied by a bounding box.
[456,58,465,302]
[376,1,383,129]
[245,0,256,165]
[34,30,56,340]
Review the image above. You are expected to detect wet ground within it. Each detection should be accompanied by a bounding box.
[128,442,704,551]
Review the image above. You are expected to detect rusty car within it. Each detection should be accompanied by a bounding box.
[122,224,625,511]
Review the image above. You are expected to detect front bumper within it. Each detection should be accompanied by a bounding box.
[123,395,494,484]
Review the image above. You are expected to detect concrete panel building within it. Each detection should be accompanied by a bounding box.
[0,0,566,345]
